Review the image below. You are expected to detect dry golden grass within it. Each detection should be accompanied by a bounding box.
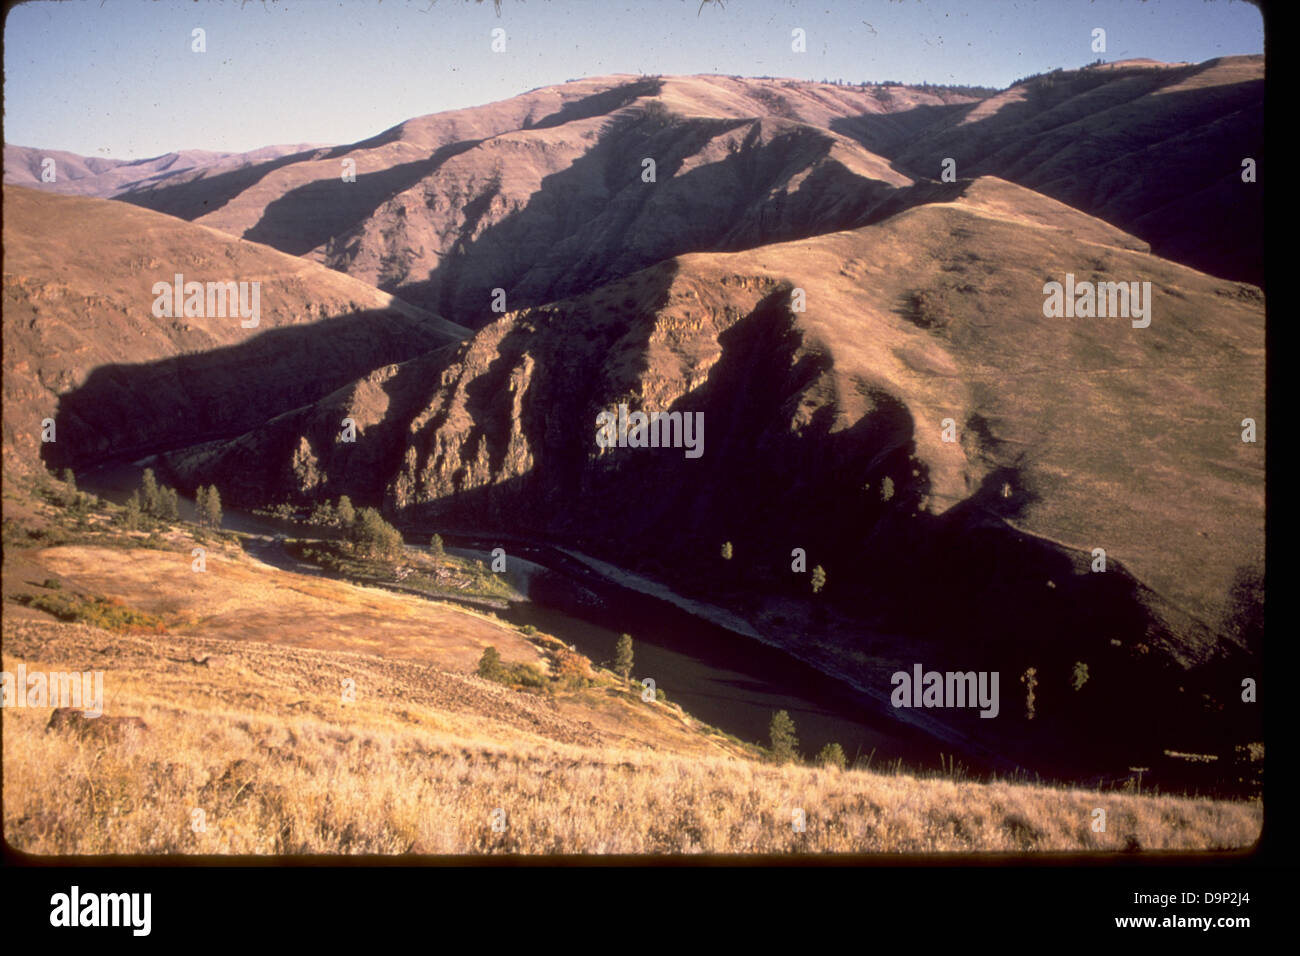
[20,542,543,673]
[3,616,1260,856]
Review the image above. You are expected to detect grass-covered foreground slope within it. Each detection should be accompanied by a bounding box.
[2,483,1261,855]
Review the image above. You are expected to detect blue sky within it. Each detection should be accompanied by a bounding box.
[4,0,1264,159]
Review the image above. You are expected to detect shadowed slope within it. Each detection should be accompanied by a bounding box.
[1,186,467,478]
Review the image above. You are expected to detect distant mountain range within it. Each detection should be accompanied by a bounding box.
[3,142,328,199]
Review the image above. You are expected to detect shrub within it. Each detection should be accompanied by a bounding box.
[477,647,550,693]
[553,648,589,689]
[816,742,847,769]
[309,500,337,527]
[42,578,61,590]
[509,662,549,690]
[478,646,504,680]
[642,99,672,124]
[59,468,78,507]
[904,290,948,330]
[14,592,166,633]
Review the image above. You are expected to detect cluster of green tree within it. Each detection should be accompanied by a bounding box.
[345,506,403,560]
[1009,66,1066,87]
[768,709,846,769]
[299,494,405,560]
[307,495,356,528]
[194,485,223,529]
[117,468,183,530]
[1011,65,1128,103]
[805,79,998,97]
[49,469,99,520]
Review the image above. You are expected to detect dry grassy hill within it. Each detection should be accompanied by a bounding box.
[849,56,1265,284]
[0,489,1260,854]
[1,186,468,479]
[109,75,986,320]
[3,616,1259,855]
[101,62,1264,320]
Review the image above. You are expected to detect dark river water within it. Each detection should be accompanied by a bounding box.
[78,460,936,766]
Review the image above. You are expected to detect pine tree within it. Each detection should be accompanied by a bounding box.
[59,468,78,506]
[769,710,799,763]
[158,486,180,523]
[721,541,733,560]
[336,495,356,527]
[430,533,445,558]
[195,486,208,526]
[614,633,634,682]
[811,565,827,594]
[121,491,142,531]
[141,468,159,517]
[1071,661,1090,691]
[203,485,223,529]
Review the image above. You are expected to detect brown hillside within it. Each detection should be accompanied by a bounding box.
[1,186,468,479]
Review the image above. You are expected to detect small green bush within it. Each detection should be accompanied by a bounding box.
[816,742,847,770]
[478,646,504,680]
[14,592,166,633]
